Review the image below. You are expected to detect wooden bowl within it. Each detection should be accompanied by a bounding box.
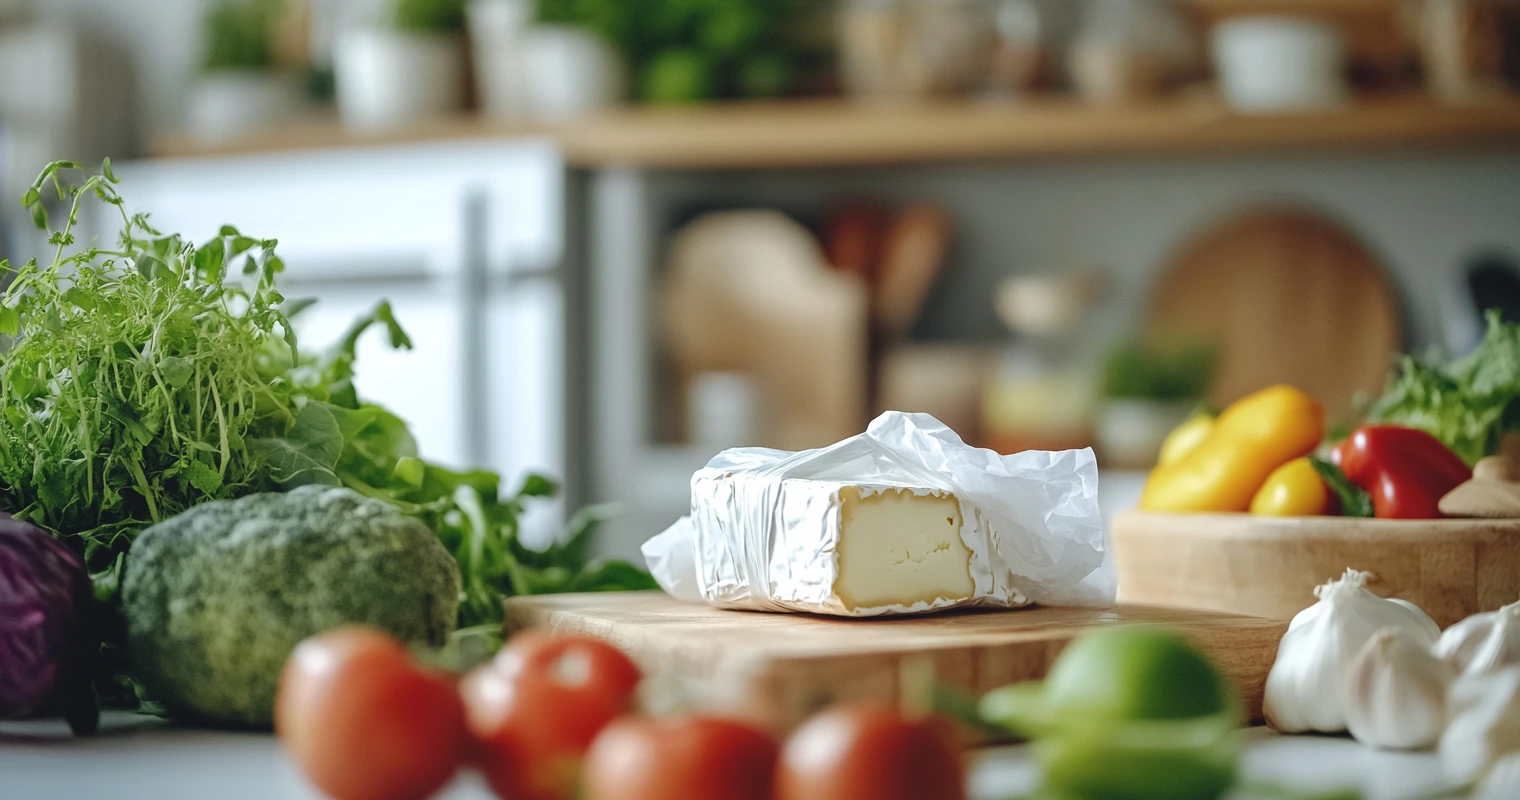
[1112,510,1520,628]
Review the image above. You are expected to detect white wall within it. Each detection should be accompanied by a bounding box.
[36,0,210,139]
[647,148,1520,356]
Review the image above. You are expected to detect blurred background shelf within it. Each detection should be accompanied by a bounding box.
[1187,0,1393,9]
[12,0,1520,565]
[150,94,1520,169]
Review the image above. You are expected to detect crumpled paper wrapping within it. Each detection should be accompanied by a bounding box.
[642,411,1112,616]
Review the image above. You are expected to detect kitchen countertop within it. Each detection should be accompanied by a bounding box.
[0,713,1465,800]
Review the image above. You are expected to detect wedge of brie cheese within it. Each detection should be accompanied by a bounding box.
[688,471,1025,616]
[833,486,972,611]
[643,411,1108,616]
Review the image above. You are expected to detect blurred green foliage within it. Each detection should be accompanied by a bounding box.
[396,0,467,33]
[536,0,825,103]
[1102,341,1219,402]
[203,0,281,72]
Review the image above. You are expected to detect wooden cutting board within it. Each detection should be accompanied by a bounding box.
[1146,208,1400,421]
[506,592,1286,733]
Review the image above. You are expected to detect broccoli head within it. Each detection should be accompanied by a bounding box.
[121,485,461,728]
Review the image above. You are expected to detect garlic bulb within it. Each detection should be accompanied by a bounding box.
[1479,752,1520,798]
[1342,626,1454,749]
[1264,569,1441,733]
[1435,601,1520,678]
[1441,665,1520,784]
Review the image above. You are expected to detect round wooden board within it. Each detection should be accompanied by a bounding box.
[1112,510,1520,628]
[1146,208,1401,421]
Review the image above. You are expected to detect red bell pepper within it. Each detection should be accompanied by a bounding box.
[1331,425,1472,519]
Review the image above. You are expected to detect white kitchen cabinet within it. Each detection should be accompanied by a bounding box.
[106,141,569,538]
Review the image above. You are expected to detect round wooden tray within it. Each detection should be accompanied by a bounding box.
[1112,510,1520,628]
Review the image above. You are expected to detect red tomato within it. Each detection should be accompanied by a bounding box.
[275,627,467,800]
[492,631,642,699]
[463,632,643,800]
[582,715,779,800]
[775,705,966,800]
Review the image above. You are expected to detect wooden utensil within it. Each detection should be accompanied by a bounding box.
[876,343,999,443]
[1113,510,1520,628]
[506,592,1287,733]
[824,202,888,289]
[1145,207,1400,421]
[1440,455,1520,518]
[662,211,869,450]
[875,205,953,339]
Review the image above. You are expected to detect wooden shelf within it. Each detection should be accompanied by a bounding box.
[150,94,1520,170]
[1186,0,1393,13]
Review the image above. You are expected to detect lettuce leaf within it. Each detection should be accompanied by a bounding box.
[1368,311,1520,465]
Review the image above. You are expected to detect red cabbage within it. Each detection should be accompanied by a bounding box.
[0,517,99,735]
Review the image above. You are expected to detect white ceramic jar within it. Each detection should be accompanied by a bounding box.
[519,25,625,121]
[1212,16,1348,112]
[466,0,532,121]
[334,28,466,131]
[186,71,303,145]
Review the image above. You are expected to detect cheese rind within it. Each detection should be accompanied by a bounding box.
[650,411,1108,616]
[833,487,973,612]
[689,470,1028,616]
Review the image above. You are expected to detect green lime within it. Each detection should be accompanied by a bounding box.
[1043,627,1234,722]
[1037,717,1240,800]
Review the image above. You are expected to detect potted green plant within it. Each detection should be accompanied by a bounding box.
[534,0,826,105]
[187,0,303,144]
[1094,341,1217,469]
[335,0,468,130]
[466,0,625,121]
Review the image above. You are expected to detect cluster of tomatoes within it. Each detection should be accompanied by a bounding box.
[275,627,968,800]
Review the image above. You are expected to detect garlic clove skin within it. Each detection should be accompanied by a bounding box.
[1440,665,1520,784]
[1479,752,1520,798]
[1342,626,1454,750]
[1265,614,1355,732]
[1264,569,1441,734]
[1434,601,1520,678]
[1389,598,1442,642]
[1434,608,1497,670]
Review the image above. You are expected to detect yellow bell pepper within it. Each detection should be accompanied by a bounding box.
[1157,412,1215,467]
[1140,385,1325,513]
[1249,457,1331,516]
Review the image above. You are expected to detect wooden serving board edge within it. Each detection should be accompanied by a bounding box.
[505,594,1285,733]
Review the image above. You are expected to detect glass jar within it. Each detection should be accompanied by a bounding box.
[981,271,1109,455]
[1414,0,1507,101]
[1070,0,1197,105]
[839,0,913,100]
[986,0,1045,97]
[839,0,1002,100]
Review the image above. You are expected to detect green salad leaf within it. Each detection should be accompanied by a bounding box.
[1308,456,1373,519]
[1,162,296,558]
[1368,311,1520,464]
[1,161,651,702]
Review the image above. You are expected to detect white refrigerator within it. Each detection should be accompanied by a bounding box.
[108,141,569,543]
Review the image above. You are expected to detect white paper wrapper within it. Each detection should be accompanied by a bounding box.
[642,411,1111,616]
